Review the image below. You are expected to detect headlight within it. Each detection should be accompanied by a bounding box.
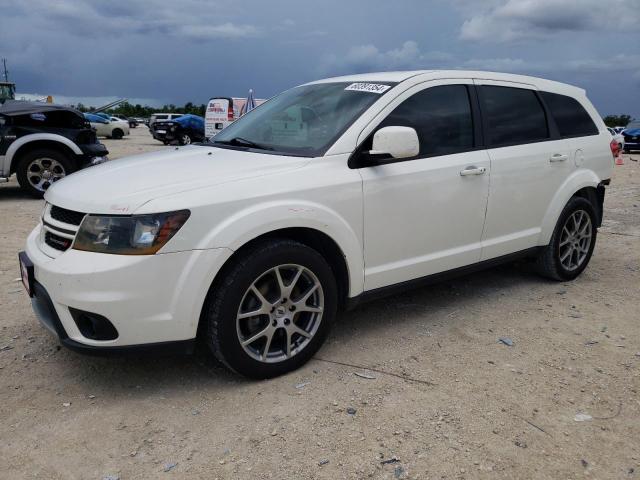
[73,210,190,255]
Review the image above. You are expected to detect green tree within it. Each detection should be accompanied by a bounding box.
[603,114,633,127]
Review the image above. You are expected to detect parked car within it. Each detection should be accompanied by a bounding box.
[112,115,138,128]
[84,113,130,139]
[622,128,640,152]
[151,114,205,145]
[21,71,613,378]
[149,113,184,128]
[607,127,625,151]
[625,120,640,131]
[0,101,108,197]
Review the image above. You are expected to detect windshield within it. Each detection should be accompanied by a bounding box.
[209,81,397,156]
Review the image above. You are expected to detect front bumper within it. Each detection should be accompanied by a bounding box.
[24,225,233,352]
[79,142,109,166]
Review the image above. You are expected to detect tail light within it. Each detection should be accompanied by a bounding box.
[610,139,620,159]
[227,106,234,122]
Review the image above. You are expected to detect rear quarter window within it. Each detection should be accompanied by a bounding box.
[480,86,549,147]
[540,91,598,138]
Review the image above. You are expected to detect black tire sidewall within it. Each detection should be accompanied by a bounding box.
[16,149,74,198]
[207,241,337,378]
[112,129,123,139]
[549,197,598,280]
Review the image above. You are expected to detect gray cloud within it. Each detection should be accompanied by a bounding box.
[458,0,640,42]
[321,41,453,75]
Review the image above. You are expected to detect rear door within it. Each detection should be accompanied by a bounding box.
[358,80,491,290]
[476,81,572,260]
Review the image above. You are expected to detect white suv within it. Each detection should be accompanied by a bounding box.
[21,71,614,378]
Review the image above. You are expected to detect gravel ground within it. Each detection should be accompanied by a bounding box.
[1,127,639,479]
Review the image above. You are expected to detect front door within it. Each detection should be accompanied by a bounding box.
[357,81,491,290]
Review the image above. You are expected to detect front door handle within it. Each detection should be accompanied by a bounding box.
[460,166,487,176]
[549,154,568,162]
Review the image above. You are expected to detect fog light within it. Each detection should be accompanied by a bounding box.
[69,308,119,340]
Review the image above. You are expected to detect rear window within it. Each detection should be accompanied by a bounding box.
[481,86,549,147]
[155,115,168,120]
[540,91,598,138]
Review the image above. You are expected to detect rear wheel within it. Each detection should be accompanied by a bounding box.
[536,196,597,281]
[203,239,337,378]
[16,149,74,198]
[111,128,124,139]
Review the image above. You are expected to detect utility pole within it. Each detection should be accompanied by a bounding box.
[2,58,8,82]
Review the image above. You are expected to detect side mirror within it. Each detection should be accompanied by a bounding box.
[369,126,419,160]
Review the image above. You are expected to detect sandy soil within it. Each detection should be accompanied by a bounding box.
[1,127,639,479]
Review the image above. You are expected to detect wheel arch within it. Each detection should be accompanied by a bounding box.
[539,170,603,245]
[8,135,82,174]
[206,227,352,311]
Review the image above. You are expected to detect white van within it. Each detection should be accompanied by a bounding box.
[205,97,265,138]
[149,113,184,128]
[22,70,615,378]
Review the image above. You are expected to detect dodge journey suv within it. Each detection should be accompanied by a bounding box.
[20,71,614,378]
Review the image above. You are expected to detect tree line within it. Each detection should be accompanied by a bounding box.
[74,101,206,118]
[603,115,634,128]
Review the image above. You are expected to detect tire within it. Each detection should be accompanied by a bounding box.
[203,239,337,378]
[16,149,74,198]
[163,140,170,145]
[536,196,598,281]
[179,134,192,146]
[112,128,124,140]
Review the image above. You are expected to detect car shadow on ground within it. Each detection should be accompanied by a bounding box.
[51,259,544,396]
[0,182,39,200]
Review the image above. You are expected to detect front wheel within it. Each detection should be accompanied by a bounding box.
[203,239,337,378]
[536,196,598,281]
[179,134,192,145]
[111,128,124,139]
[16,149,74,198]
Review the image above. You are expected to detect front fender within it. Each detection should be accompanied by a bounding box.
[539,169,601,245]
[4,133,82,171]
[198,200,364,297]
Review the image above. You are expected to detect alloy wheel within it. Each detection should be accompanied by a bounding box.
[236,264,324,363]
[558,209,592,271]
[27,157,66,192]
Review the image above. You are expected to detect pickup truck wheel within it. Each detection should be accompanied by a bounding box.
[16,149,73,198]
[536,196,597,281]
[111,128,124,139]
[203,239,337,378]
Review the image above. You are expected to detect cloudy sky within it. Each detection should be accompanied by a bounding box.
[1,0,639,116]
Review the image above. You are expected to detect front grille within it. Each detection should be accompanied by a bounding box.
[50,205,85,226]
[44,231,73,251]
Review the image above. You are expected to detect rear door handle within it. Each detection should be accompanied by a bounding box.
[460,166,486,176]
[549,154,568,162]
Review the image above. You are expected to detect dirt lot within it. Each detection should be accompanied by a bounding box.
[1,127,639,479]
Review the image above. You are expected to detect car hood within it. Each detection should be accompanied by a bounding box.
[45,146,309,214]
[623,128,640,136]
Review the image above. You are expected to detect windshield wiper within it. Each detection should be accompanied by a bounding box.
[213,137,274,151]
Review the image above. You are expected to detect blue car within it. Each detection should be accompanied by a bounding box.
[151,114,205,145]
[623,127,640,152]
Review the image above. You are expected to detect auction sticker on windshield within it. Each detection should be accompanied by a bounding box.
[344,83,392,94]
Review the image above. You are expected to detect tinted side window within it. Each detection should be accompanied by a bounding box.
[540,91,598,137]
[377,85,474,157]
[481,86,548,146]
